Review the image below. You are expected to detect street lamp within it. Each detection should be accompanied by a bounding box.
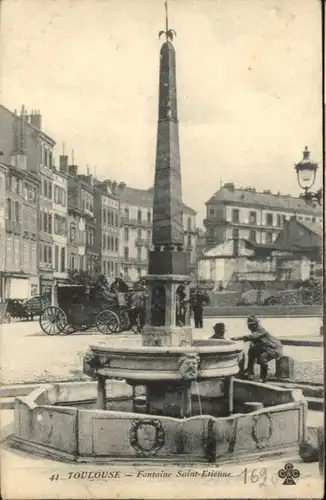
[295,146,322,205]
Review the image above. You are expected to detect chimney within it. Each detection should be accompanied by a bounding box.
[30,110,42,130]
[59,155,68,174]
[223,182,235,191]
[68,164,78,177]
[118,182,126,193]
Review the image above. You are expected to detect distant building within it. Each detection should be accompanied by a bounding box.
[0,105,42,298]
[0,162,7,298]
[52,167,68,283]
[67,166,99,273]
[93,180,120,278]
[199,216,322,290]
[118,185,197,281]
[204,183,323,249]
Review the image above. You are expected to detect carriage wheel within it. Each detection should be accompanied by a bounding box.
[39,306,66,335]
[61,323,77,335]
[119,311,131,332]
[96,310,120,334]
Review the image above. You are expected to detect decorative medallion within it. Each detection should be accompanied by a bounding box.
[252,413,273,449]
[130,419,165,455]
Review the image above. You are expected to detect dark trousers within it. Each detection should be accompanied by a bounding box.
[240,345,277,381]
[193,307,203,328]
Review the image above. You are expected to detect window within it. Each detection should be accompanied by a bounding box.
[249,230,256,242]
[48,214,52,234]
[123,266,128,277]
[277,214,282,227]
[232,229,239,256]
[266,213,273,226]
[232,209,239,223]
[187,235,191,248]
[54,245,59,272]
[70,225,77,243]
[43,179,48,198]
[115,238,119,252]
[265,232,273,243]
[124,208,129,220]
[209,209,215,216]
[137,247,142,261]
[103,234,106,250]
[124,247,129,260]
[60,247,65,272]
[44,148,48,167]
[115,212,118,226]
[103,209,106,224]
[312,217,316,223]
[232,228,239,239]
[124,227,129,242]
[43,245,47,263]
[147,230,151,242]
[249,211,257,225]
[187,217,192,231]
[137,268,141,278]
[71,255,76,270]
[115,263,118,276]
[137,210,142,223]
[137,228,142,240]
[7,199,11,220]
[147,211,151,224]
[48,181,52,201]
[48,246,52,265]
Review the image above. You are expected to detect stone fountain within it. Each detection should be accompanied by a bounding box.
[7,3,307,464]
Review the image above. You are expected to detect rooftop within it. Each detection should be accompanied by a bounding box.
[206,184,322,214]
[119,186,196,215]
[296,218,323,238]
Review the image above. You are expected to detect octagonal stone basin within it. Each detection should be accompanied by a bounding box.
[8,379,308,464]
[86,339,243,381]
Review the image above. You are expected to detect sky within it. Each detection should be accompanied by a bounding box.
[0,0,323,226]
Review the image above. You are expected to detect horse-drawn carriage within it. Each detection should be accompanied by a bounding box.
[39,283,142,335]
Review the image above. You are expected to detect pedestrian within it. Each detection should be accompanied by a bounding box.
[191,288,210,329]
[230,315,283,383]
[210,322,226,339]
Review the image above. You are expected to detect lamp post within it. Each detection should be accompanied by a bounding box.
[295,146,322,205]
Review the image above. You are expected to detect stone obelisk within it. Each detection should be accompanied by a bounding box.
[142,1,192,348]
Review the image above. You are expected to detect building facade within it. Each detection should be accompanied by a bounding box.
[52,167,68,283]
[67,166,99,273]
[0,104,58,296]
[204,183,323,249]
[94,180,120,279]
[118,185,197,281]
[0,162,7,298]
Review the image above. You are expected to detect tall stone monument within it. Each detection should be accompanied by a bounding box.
[142,1,192,348]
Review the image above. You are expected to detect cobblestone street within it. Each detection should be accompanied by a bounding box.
[0,317,323,385]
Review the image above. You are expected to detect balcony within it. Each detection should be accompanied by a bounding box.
[121,257,137,265]
[120,217,151,228]
[135,238,151,247]
[6,220,22,235]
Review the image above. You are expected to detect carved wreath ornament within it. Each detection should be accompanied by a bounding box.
[177,353,200,380]
[130,419,165,456]
[252,413,273,449]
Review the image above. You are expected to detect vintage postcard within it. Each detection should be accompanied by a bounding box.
[0,0,324,498]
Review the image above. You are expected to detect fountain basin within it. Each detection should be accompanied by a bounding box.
[85,339,243,382]
[7,379,308,464]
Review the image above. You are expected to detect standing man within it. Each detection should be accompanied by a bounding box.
[230,316,283,382]
[191,288,210,329]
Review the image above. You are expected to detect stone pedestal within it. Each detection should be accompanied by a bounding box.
[276,356,294,379]
[142,326,192,347]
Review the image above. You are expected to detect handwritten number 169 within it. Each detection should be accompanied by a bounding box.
[240,468,277,486]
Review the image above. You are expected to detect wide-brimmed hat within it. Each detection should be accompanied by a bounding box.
[247,315,259,325]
